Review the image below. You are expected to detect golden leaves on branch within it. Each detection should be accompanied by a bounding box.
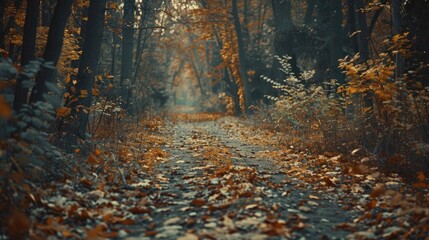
[338,32,416,124]
[56,106,71,118]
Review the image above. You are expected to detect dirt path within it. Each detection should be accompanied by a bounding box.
[25,114,427,239]
[126,118,359,239]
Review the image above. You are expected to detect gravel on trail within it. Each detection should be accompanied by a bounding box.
[125,118,359,239]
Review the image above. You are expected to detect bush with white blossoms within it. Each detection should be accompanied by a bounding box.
[261,55,344,151]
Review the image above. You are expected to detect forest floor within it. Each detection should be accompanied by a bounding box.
[27,113,429,239]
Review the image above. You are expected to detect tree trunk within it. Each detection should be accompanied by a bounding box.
[403,0,429,84]
[188,33,207,97]
[256,0,268,48]
[315,0,331,77]
[271,0,299,79]
[224,67,241,116]
[120,0,135,108]
[134,0,148,67]
[132,0,161,97]
[71,0,106,139]
[188,52,205,97]
[368,2,386,36]
[13,0,40,112]
[391,0,403,77]
[242,0,251,49]
[354,0,372,108]
[205,41,213,93]
[0,0,5,48]
[391,0,402,35]
[346,0,359,53]
[111,33,118,78]
[355,0,369,62]
[232,0,252,113]
[211,22,242,115]
[70,5,88,71]
[29,0,74,104]
[0,0,23,49]
[42,0,55,27]
[304,0,316,25]
[329,0,344,82]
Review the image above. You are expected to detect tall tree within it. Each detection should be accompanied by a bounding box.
[69,0,106,140]
[368,0,387,37]
[355,0,369,62]
[0,0,6,48]
[232,0,252,113]
[134,0,149,67]
[13,0,40,112]
[391,0,402,35]
[271,0,299,79]
[242,0,251,50]
[315,0,331,79]
[391,0,403,78]
[403,0,429,84]
[29,0,74,104]
[329,0,344,82]
[42,0,55,27]
[212,21,242,115]
[120,0,135,108]
[347,0,359,53]
[0,0,23,50]
[304,0,316,25]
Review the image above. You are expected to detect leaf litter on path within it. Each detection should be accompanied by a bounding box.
[29,114,429,239]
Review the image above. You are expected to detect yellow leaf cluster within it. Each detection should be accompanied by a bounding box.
[58,28,81,76]
[56,107,71,118]
[338,33,415,124]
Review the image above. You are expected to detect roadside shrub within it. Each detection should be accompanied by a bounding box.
[260,55,348,152]
[338,33,429,174]
[0,58,67,238]
[259,33,429,177]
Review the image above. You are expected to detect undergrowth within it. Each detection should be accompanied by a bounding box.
[0,59,72,238]
[0,56,169,238]
[257,33,429,180]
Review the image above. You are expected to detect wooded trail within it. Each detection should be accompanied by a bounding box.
[124,117,360,239]
[8,114,427,239]
[3,0,429,238]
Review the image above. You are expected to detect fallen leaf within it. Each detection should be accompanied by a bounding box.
[370,185,385,198]
[245,204,258,210]
[236,217,260,229]
[223,216,235,230]
[382,226,404,238]
[164,217,181,226]
[309,195,319,200]
[417,172,426,182]
[322,177,335,187]
[204,222,217,228]
[190,198,206,207]
[346,231,376,240]
[86,225,104,240]
[335,222,357,231]
[298,206,311,212]
[351,148,361,155]
[7,208,30,239]
[129,206,151,214]
[145,230,157,237]
[177,233,199,240]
